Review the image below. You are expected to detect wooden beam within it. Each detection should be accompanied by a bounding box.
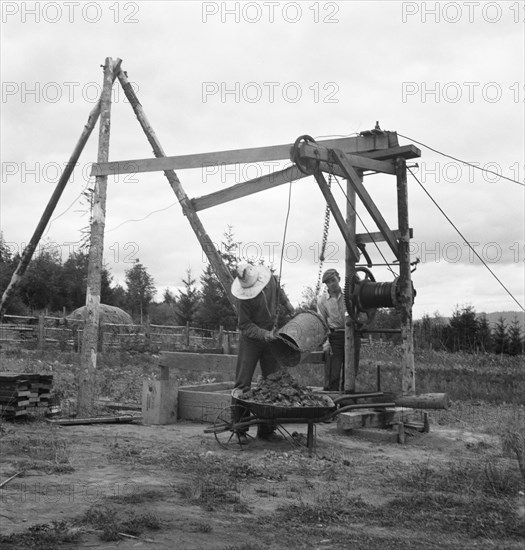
[313,168,360,263]
[395,393,448,410]
[356,228,413,245]
[333,149,400,260]
[298,143,395,174]
[91,134,390,176]
[159,351,237,378]
[78,57,119,417]
[363,144,421,161]
[192,165,306,211]
[345,169,359,393]
[396,158,416,396]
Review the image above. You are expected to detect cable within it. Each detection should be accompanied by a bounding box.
[397,132,524,187]
[278,178,293,284]
[43,182,92,238]
[106,202,177,232]
[407,166,524,312]
[272,174,294,330]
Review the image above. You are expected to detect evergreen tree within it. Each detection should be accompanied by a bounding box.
[125,261,156,322]
[18,248,63,312]
[194,226,239,330]
[176,268,200,325]
[0,234,27,314]
[109,284,128,310]
[493,316,509,355]
[476,314,493,353]
[508,316,524,355]
[446,305,478,352]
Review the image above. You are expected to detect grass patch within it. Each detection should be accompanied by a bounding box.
[175,474,243,512]
[0,424,74,474]
[396,457,522,498]
[0,520,81,550]
[274,482,524,541]
[80,503,161,541]
[381,493,524,539]
[107,488,165,504]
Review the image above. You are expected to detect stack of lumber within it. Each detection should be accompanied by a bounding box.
[0,373,53,418]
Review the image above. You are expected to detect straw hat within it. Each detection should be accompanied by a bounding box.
[231,262,271,300]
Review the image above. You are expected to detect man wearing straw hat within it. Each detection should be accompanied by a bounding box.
[231,261,294,440]
[317,268,346,391]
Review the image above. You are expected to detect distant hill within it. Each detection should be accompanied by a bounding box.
[478,311,525,330]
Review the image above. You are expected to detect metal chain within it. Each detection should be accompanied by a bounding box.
[314,170,332,297]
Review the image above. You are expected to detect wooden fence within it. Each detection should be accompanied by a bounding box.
[0,315,240,353]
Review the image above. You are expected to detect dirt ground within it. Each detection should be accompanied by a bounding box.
[1,408,523,550]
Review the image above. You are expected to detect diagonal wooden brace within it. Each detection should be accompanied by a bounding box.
[313,168,361,264]
[332,149,400,260]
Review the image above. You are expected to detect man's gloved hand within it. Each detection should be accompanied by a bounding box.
[322,339,332,354]
[263,329,278,343]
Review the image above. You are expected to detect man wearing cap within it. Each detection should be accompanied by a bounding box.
[317,268,346,391]
[231,261,294,439]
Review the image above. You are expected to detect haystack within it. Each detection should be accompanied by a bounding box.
[67,304,133,326]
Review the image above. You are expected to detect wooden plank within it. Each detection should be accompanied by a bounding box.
[313,168,360,263]
[299,143,396,174]
[178,381,235,392]
[159,352,238,377]
[356,229,413,245]
[192,165,307,211]
[91,134,390,176]
[333,149,400,260]
[361,144,421,161]
[46,415,138,426]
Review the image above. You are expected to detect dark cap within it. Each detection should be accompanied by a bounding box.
[322,268,340,283]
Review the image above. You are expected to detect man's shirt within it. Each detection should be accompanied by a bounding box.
[317,291,345,330]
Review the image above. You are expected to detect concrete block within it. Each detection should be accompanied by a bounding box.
[142,379,178,425]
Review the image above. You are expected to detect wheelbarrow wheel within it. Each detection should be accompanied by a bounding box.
[212,405,257,451]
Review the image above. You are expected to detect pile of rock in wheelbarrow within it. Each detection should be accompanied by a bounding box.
[241,370,332,408]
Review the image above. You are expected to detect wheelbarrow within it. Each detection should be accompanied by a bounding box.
[203,391,396,454]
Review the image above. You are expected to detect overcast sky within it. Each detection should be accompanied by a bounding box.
[1,1,524,319]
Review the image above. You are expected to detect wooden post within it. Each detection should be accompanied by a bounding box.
[116,70,236,311]
[0,72,118,318]
[185,322,190,348]
[344,172,359,392]
[37,314,45,350]
[218,325,224,352]
[396,158,416,396]
[77,58,120,416]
